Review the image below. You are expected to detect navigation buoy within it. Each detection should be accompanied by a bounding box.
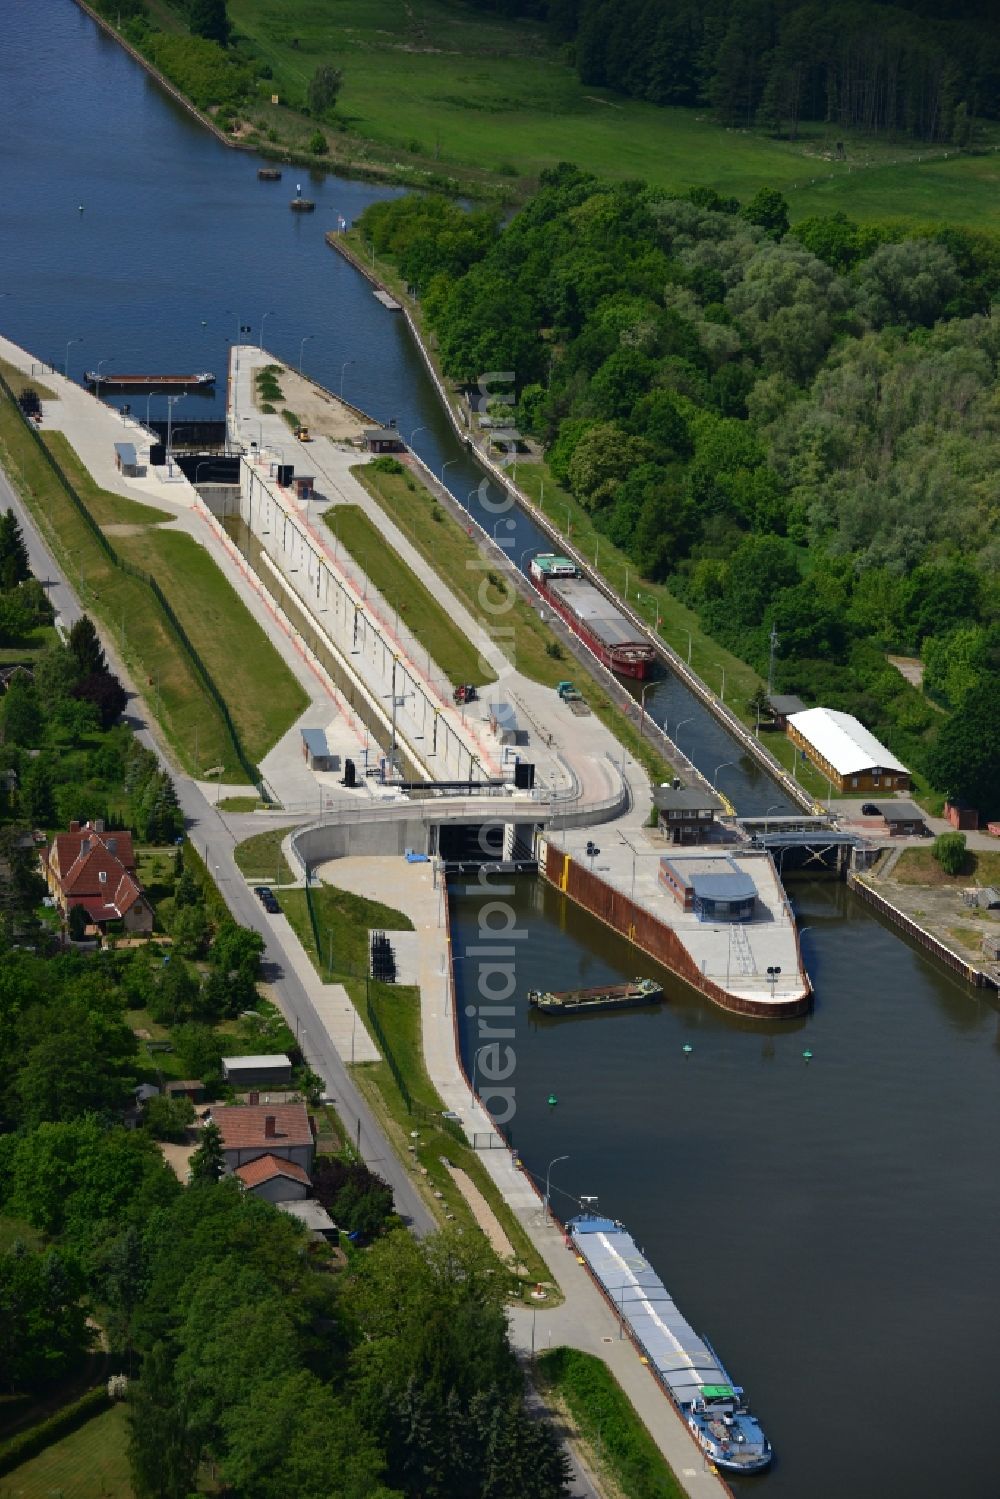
[802,1049,813,1062]
[547,1094,558,1107]
[78,204,84,213]
[682,1043,693,1055]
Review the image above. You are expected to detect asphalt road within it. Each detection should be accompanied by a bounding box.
[0,458,435,1236]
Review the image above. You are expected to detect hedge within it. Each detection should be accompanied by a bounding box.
[0,1386,111,1476]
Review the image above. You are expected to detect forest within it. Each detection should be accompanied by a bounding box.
[464,0,1000,141]
[359,175,1000,812]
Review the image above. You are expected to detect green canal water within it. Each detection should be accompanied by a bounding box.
[451,874,1000,1499]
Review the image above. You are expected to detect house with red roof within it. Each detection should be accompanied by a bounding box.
[210,1102,316,1178]
[42,819,153,934]
[234,1153,311,1204]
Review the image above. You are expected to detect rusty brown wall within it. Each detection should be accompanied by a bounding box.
[544,844,811,1019]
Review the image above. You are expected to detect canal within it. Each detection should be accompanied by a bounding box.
[4,8,999,1496]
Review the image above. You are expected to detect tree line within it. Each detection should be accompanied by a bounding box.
[358,173,999,812]
[464,0,1000,141]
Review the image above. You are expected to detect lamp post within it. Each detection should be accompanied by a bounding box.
[339,359,355,399]
[298,333,315,375]
[408,425,427,449]
[145,391,155,428]
[671,716,693,753]
[638,681,655,739]
[713,759,737,789]
[165,393,186,477]
[683,628,693,664]
[471,1042,488,1102]
[94,357,115,401]
[720,667,726,702]
[764,803,783,819]
[520,547,536,573]
[259,310,274,351]
[441,457,459,486]
[619,832,637,901]
[64,337,82,380]
[544,1154,569,1223]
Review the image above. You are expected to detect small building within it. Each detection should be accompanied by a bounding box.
[872,801,928,837]
[114,441,141,477]
[278,1198,339,1243]
[212,1102,315,1176]
[42,819,153,934]
[234,1152,311,1204]
[292,475,314,501]
[301,727,337,773]
[786,707,910,794]
[659,855,757,923]
[222,1054,293,1089]
[652,784,722,845]
[765,694,807,730]
[364,426,403,454]
[945,800,979,832]
[164,1079,207,1104]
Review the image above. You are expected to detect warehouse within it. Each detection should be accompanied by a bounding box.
[786,707,911,794]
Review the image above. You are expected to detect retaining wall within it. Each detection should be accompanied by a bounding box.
[847,872,996,989]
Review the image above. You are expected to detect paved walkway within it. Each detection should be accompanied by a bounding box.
[312,855,730,1499]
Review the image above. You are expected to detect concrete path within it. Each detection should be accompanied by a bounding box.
[311,855,730,1499]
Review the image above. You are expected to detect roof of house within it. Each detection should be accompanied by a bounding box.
[234,1153,311,1189]
[364,426,399,440]
[787,708,910,777]
[767,693,807,716]
[652,785,722,813]
[164,1079,204,1095]
[221,1054,292,1072]
[874,800,926,823]
[211,1102,313,1152]
[46,822,145,923]
[278,1199,337,1234]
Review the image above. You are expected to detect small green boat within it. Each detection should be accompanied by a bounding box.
[528,977,662,1015]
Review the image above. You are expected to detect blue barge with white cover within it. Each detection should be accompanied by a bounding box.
[568,1214,772,1474]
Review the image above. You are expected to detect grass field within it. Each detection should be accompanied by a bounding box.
[536,1347,685,1499]
[0,1403,133,1499]
[0,359,55,402]
[43,433,173,528]
[228,0,1000,227]
[281,883,414,983]
[893,848,1000,888]
[233,825,296,883]
[325,503,494,688]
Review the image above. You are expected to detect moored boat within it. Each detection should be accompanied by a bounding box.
[85,371,214,389]
[568,1214,772,1474]
[529,554,655,680]
[528,977,662,1014]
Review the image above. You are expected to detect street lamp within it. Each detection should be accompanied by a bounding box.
[713,759,737,789]
[298,333,315,375]
[619,832,637,901]
[544,1154,569,1223]
[165,393,186,477]
[340,359,354,399]
[519,546,536,573]
[64,337,82,380]
[259,309,274,351]
[764,803,784,819]
[94,357,115,401]
[441,457,459,486]
[671,716,693,752]
[471,1042,489,1102]
[408,425,427,449]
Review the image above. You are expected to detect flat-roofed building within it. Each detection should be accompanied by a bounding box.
[659,855,757,923]
[786,707,910,794]
[222,1054,293,1088]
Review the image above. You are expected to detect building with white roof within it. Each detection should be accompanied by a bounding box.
[786,707,910,794]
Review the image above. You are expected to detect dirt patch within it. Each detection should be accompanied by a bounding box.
[887,654,925,688]
[442,1159,523,1268]
[254,362,367,441]
[158,1136,196,1182]
[103,522,162,536]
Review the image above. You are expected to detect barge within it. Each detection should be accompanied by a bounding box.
[529,554,655,680]
[85,371,214,390]
[568,1214,772,1474]
[528,977,662,1014]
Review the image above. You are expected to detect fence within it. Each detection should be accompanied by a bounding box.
[0,370,259,787]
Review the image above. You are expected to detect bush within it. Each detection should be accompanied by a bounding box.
[0,1388,110,1477]
[932,832,967,875]
[370,456,403,475]
[143,1094,195,1142]
[308,129,328,156]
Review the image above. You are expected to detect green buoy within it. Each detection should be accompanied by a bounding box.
[802,1049,813,1062]
[547,1094,558,1107]
[682,1044,693,1055]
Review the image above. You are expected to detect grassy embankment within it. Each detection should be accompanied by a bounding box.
[227,0,1000,228]
[0,403,307,779]
[536,1347,686,1499]
[893,848,1000,888]
[351,463,675,787]
[0,1402,132,1499]
[234,826,296,883]
[281,881,554,1290]
[324,504,495,690]
[0,357,56,401]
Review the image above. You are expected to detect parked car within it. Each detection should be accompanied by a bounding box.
[861,803,879,816]
[254,886,281,914]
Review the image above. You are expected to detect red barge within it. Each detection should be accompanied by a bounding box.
[84,371,214,390]
[529,553,655,680]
